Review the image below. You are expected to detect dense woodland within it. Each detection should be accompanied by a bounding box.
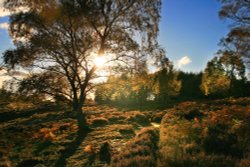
[0,0,249,167]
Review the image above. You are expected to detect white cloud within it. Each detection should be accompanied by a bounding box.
[0,22,8,29]
[177,56,192,68]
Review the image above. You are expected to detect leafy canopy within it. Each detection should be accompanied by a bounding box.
[3,0,162,110]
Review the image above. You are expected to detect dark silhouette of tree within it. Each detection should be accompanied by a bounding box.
[2,0,162,129]
[178,72,203,100]
[152,58,181,106]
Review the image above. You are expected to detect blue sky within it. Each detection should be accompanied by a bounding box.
[159,0,229,72]
[0,0,229,72]
[0,16,11,54]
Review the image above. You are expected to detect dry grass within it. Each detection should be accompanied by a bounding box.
[112,127,159,167]
[159,98,250,167]
[89,117,110,127]
[2,98,248,166]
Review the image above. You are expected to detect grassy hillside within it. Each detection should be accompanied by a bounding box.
[159,98,250,167]
[0,98,249,167]
[0,103,160,167]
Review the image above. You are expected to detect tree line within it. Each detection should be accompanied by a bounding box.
[95,54,250,108]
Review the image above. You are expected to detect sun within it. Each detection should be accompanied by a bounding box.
[94,56,107,67]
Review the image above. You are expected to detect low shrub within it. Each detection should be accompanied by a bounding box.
[151,111,165,123]
[126,112,150,126]
[158,154,237,167]
[237,156,250,167]
[159,100,250,167]
[113,127,159,167]
[119,129,135,136]
[90,118,109,127]
[108,115,127,124]
[16,158,44,167]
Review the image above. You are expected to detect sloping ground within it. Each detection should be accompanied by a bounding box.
[112,127,159,167]
[0,107,78,167]
[2,98,248,166]
[66,105,153,166]
[159,97,250,167]
[0,104,157,167]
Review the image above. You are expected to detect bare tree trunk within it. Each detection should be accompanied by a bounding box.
[72,97,88,131]
[70,67,95,131]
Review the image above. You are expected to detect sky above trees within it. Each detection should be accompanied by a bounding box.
[159,0,229,72]
[0,0,229,72]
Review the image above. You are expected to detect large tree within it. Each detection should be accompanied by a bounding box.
[201,57,231,97]
[3,0,162,129]
[178,71,203,100]
[152,57,181,105]
[201,54,246,97]
[219,0,250,25]
[218,0,250,67]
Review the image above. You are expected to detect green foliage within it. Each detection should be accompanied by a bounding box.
[95,73,152,106]
[95,58,181,108]
[201,67,230,97]
[152,58,181,105]
[153,69,181,105]
[201,55,246,97]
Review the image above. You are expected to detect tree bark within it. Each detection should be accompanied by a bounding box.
[72,99,88,131]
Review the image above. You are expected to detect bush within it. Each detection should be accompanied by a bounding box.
[237,156,250,167]
[119,129,135,136]
[158,154,237,167]
[126,112,150,126]
[202,124,241,157]
[108,115,127,124]
[159,99,250,167]
[90,118,109,127]
[113,127,159,167]
[150,111,166,123]
[17,158,44,167]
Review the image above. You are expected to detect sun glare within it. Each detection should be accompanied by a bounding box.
[94,56,107,67]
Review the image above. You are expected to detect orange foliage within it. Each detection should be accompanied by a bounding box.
[34,122,73,141]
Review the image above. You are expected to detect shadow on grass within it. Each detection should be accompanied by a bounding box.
[54,126,91,167]
[0,105,57,123]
